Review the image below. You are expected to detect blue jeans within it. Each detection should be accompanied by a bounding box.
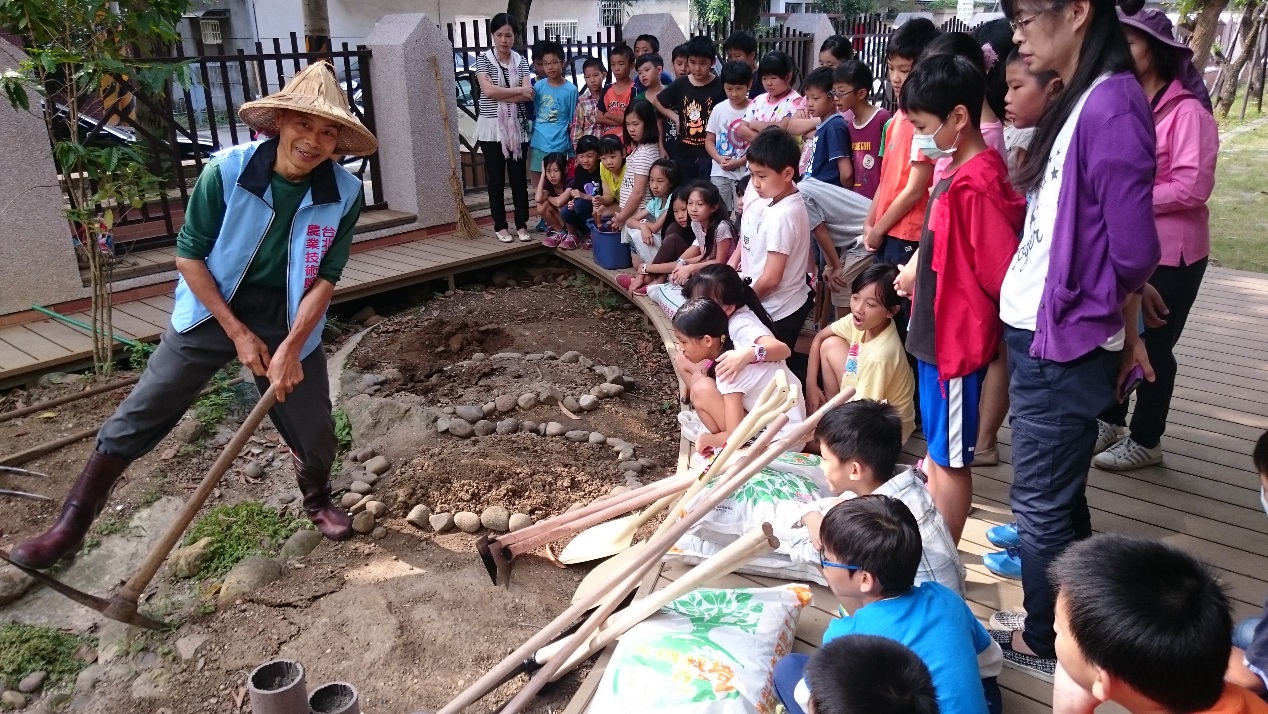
[1005,326,1119,659]
[560,198,594,234]
[1236,617,1263,650]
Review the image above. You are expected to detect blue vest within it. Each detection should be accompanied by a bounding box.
[170,139,363,359]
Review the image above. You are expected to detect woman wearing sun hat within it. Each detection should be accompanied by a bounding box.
[1091,4,1220,473]
[8,62,377,569]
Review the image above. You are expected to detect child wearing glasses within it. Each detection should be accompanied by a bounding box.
[773,494,1003,714]
[779,400,963,597]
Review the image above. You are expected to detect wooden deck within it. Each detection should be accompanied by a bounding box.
[560,263,1268,714]
[0,228,544,388]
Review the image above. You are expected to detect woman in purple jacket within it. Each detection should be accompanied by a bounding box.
[986,0,1161,676]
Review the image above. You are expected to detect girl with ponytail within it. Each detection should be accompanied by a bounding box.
[989,0,1161,677]
[672,297,806,454]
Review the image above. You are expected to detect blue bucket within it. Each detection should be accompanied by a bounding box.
[587,219,632,270]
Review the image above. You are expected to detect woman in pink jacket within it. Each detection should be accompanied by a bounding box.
[1093,7,1219,472]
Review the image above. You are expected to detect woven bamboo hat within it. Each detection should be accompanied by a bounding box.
[239,61,378,156]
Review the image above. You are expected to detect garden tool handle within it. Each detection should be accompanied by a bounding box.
[118,385,278,604]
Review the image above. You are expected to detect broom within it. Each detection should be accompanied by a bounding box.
[430,55,483,240]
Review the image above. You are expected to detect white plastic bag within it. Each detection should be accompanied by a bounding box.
[589,584,810,713]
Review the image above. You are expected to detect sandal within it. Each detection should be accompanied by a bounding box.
[495,229,513,243]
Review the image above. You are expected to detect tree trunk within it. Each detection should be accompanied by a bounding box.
[1216,0,1265,116]
[507,0,532,50]
[1190,0,1229,77]
[735,0,762,31]
[302,0,331,53]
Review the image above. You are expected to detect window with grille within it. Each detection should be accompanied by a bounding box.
[785,2,803,13]
[542,20,579,43]
[200,19,223,45]
[600,0,625,27]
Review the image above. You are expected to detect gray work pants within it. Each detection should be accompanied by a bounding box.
[97,286,336,472]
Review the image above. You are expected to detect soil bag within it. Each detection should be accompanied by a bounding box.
[589,584,810,713]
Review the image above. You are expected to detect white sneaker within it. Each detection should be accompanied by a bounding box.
[678,410,709,443]
[1093,420,1125,455]
[1093,437,1162,471]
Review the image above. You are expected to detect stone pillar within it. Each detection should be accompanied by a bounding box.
[784,14,838,71]
[621,14,687,52]
[0,42,89,317]
[366,14,461,229]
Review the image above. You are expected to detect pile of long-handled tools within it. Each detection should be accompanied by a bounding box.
[434,378,856,714]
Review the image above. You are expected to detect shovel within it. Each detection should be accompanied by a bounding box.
[478,523,779,694]
[444,389,856,714]
[0,385,278,630]
[565,374,796,604]
[557,373,790,569]
[475,472,696,586]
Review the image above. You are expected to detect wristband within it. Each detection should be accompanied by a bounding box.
[676,258,687,266]
[752,345,767,364]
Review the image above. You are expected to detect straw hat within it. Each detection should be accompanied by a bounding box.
[239,62,378,156]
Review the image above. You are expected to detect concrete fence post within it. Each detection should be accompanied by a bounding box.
[784,14,838,70]
[621,14,687,51]
[0,41,90,317]
[366,14,462,229]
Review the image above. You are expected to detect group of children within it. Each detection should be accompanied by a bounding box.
[510,20,1268,714]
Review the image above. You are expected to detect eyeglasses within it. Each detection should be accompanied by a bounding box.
[829,89,862,99]
[1009,8,1049,33]
[818,548,862,572]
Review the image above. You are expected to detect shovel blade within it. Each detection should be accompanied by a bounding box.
[570,540,649,605]
[0,550,169,631]
[556,517,638,565]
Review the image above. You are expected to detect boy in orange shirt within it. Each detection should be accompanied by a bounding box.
[863,18,942,269]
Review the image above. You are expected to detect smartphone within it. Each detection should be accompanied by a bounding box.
[1120,364,1145,400]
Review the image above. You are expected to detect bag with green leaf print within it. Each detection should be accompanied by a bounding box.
[672,452,833,585]
[683,452,830,545]
[589,584,810,714]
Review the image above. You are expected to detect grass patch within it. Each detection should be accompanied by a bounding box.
[0,624,93,690]
[183,502,310,577]
[193,370,237,431]
[1210,120,1268,274]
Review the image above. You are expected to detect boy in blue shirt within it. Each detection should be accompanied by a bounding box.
[772,495,1002,714]
[529,41,578,186]
[797,66,872,312]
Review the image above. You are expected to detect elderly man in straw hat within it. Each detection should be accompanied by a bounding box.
[9,63,378,569]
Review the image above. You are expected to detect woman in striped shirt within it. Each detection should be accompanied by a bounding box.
[474,13,534,242]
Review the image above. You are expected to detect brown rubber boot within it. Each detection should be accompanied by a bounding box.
[9,450,129,569]
[294,458,353,541]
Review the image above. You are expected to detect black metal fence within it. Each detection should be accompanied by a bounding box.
[829,14,974,108]
[104,34,383,251]
[447,21,625,193]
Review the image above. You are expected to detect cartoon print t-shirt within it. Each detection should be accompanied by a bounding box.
[530,80,578,154]
[658,76,727,159]
[707,99,751,180]
[599,82,634,139]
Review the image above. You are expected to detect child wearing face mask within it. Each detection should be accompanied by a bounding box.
[1226,430,1268,701]
[892,54,1025,546]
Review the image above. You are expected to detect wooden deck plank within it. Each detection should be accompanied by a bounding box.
[24,319,98,353]
[346,250,433,275]
[0,337,36,371]
[112,301,174,331]
[368,245,445,270]
[3,326,73,362]
[64,310,146,341]
[341,256,399,279]
[388,238,503,263]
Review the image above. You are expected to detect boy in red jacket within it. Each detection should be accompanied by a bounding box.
[895,54,1025,544]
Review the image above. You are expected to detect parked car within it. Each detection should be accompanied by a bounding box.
[47,103,215,161]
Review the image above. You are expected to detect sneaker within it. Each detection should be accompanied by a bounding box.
[559,234,578,250]
[971,444,999,466]
[541,230,562,248]
[495,229,513,243]
[517,228,533,242]
[579,236,593,250]
[1002,643,1057,679]
[1093,437,1162,471]
[1094,420,1126,455]
[986,522,1021,549]
[989,611,1028,632]
[535,218,548,232]
[616,273,635,290]
[983,547,1023,580]
[678,410,709,443]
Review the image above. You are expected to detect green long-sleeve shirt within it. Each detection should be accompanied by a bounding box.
[175,157,362,289]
